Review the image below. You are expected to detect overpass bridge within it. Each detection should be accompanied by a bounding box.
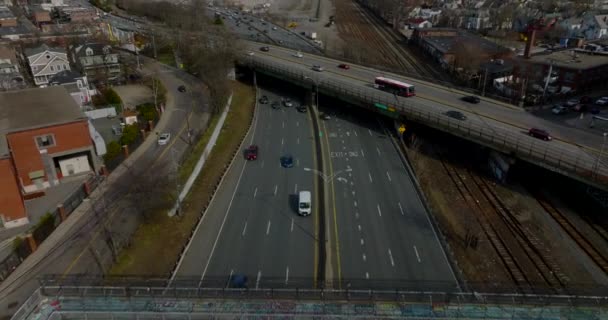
[239,43,608,191]
[12,277,608,320]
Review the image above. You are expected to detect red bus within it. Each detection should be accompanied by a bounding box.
[374,77,416,97]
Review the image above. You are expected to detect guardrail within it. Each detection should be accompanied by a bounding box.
[243,57,608,190]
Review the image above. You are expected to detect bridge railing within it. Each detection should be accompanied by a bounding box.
[245,57,608,187]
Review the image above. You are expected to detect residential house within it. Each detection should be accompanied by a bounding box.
[0,5,17,27]
[580,14,608,40]
[462,8,490,30]
[72,43,122,84]
[64,7,98,22]
[560,17,583,38]
[0,43,25,90]
[0,86,104,228]
[32,8,51,27]
[48,70,93,107]
[1,0,12,6]
[26,44,71,86]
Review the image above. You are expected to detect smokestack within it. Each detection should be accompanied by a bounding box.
[524,29,536,59]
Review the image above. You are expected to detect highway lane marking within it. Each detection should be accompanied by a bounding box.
[274,185,278,196]
[354,130,358,137]
[342,139,345,144]
[342,146,346,150]
[361,149,365,157]
[386,171,392,182]
[253,187,258,198]
[256,271,262,289]
[362,253,367,262]
[242,222,248,236]
[226,269,234,288]
[355,212,359,219]
[290,218,294,232]
[365,272,370,279]
[413,245,421,263]
[294,184,298,193]
[388,249,395,267]
[360,238,365,246]
[296,121,299,127]
[281,138,284,146]
[354,201,358,208]
[261,160,265,168]
[368,172,373,183]
[377,204,382,217]
[266,220,272,235]
[368,129,373,136]
[297,137,300,144]
[282,121,285,128]
[285,267,290,285]
[398,202,404,216]
[296,159,300,166]
[376,147,381,155]
[358,224,362,231]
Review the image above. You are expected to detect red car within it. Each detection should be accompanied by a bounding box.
[528,128,552,141]
[338,64,350,70]
[245,145,258,160]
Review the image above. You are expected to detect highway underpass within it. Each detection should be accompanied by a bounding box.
[238,43,608,191]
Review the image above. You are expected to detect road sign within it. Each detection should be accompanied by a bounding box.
[398,125,406,134]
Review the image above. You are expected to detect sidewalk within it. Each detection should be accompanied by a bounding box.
[0,59,196,319]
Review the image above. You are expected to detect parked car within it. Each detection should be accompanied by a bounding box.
[259,95,269,104]
[445,110,467,120]
[271,102,281,109]
[596,97,608,105]
[260,46,270,52]
[528,128,552,141]
[296,105,307,113]
[572,103,587,112]
[283,98,293,107]
[280,154,294,168]
[246,51,254,56]
[178,85,186,92]
[320,113,331,120]
[272,26,278,30]
[312,65,324,72]
[158,133,171,145]
[565,98,579,107]
[551,105,568,115]
[462,96,480,104]
[292,51,303,58]
[245,145,258,160]
[338,64,350,70]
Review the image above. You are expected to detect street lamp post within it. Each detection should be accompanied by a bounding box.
[594,132,608,179]
[304,167,352,183]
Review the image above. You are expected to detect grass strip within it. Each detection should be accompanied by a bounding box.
[109,81,255,276]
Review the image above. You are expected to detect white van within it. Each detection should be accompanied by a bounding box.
[298,191,311,216]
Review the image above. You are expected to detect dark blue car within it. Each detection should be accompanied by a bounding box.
[280,155,294,168]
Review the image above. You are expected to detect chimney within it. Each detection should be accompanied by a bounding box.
[524,29,536,59]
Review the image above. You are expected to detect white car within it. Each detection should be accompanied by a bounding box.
[551,105,567,115]
[312,65,324,72]
[246,51,254,56]
[292,51,303,58]
[158,133,171,145]
[596,97,608,105]
[565,98,579,107]
[272,26,277,30]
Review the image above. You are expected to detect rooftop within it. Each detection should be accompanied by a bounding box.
[25,43,66,57]
[0,44,17,64]
[525,49,608,69]
[0,5,15,20]
[0,86,86,157]
[417,28,510,55]
[49,70,82,85]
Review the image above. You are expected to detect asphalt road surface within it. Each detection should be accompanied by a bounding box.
[319,104,457,290]
[174,88,318,288]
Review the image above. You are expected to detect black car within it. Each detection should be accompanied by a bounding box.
[296,105,307,113]
[259,95,269,104]
[445,110,467,120]
[283,98,293,107]
[178,85,186,92]
[280,155,294,168]
[462,96,480,104]
[260,46,270,52]
[271,102,281,109]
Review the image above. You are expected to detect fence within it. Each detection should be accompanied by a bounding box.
[0,174,104,283]
[10,277,608,320]
[244,57,608,189]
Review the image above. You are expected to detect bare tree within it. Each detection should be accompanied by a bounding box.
[451,41,484,77]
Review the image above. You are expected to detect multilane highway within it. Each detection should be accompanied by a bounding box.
[175,82,457,290]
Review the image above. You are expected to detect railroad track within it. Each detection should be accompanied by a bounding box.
[438,153,566,293]
[352,0,445,80]
[534,193,608,277]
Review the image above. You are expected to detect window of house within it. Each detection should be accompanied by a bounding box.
[50,66,54,71]
[35,134,55,148]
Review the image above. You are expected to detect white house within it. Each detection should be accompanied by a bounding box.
[26,44,71,86]
[580,14,608,40]
[48,70,94,108]
[560,17,583,38]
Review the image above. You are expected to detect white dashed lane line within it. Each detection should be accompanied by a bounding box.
[413,245,421,263]
[368,173,373,183]
[398,202,404,216]
[386,171,392,182]
[377,204,382,217]
[253,187,258,198]
[388,248,395,267]
[242,222,248,237]
[266,220,272,235]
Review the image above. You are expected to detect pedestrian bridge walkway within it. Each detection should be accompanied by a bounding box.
[12,285,608,319]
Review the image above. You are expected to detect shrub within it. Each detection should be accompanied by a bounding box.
[104,140,122,161]
[136,103,158,122]
[120,124,139,146]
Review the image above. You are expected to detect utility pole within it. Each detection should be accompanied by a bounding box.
[482,67,489,97]
[542,59,554,98]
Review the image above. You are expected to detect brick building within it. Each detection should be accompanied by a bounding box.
[0,86,102,228]
[0,5,17,27]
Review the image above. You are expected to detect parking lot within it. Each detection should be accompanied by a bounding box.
[531,93,608,134]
